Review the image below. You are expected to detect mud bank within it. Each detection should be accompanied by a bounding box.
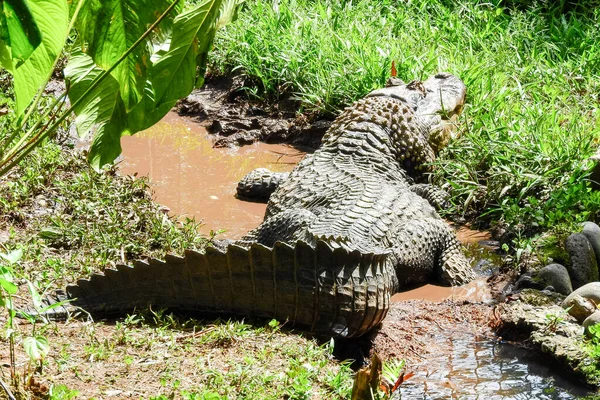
[498,290,600,388]
[176,76,332,149]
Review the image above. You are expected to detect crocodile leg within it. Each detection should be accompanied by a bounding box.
[390,218,474,287]
[236,154,316,202]
[241,208,317,246]
[408,183,451,211]
[236,168,290,201]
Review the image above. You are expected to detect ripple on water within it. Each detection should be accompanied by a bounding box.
[400,337,591,399]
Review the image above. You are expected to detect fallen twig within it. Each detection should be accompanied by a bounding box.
[0,377,16,400]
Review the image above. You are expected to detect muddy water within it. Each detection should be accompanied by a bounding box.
[400,336,590,399]
[391,278,493,303]
[120,112,304,238]
[120,114,591,398]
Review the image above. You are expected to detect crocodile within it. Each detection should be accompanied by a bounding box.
[36,73,475,338]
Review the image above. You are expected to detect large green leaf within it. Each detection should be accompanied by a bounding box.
[152,0,224,107]
[127,0,242,133]
[65,50,127,170]
[76,0,175,110]
[0,0,42,68]
[126,84,177,134]
[195,0,242,86]
[68,0,241,169]
[10,0,68,116]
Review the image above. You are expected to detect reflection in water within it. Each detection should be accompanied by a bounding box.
[120,112,304,238]
[401,336,589,399]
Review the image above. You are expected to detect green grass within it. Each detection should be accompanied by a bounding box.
[210,0,600,248]
[0,139,206,291]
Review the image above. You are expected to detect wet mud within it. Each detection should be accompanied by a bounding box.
[176,76,331,149]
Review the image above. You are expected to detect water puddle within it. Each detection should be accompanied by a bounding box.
[391,278,493,303]
[401,337,590,399]
[119,112,305,238]
[456,226,492,243]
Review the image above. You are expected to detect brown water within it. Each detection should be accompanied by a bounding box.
[120,112,304,238]
[391,278,493,303]
[119,113,591,399]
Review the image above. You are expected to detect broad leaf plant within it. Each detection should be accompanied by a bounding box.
[0,0,242,174]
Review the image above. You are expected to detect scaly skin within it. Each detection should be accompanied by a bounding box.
[33,73,474,338]
[243,73,473,288]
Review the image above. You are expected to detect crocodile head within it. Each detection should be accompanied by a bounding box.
[368,73,467,154]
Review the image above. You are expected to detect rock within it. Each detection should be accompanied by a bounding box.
[565,233,598,288]
[563,294,596,323]
[562,282,600,324]
[517,288,563,306]
[536,263,573,295]
[582,222,600,266]
[563,282,600,305]
[498,302,598,386]
[583,310,600,336]
[514,273,545,291]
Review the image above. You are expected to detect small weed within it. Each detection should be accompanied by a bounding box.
[581,324,600,385]
[585,324,600,359]
[48,384,79,400]
[84,339,113,362]
[545,312,567,332]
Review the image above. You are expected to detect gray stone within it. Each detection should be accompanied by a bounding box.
[565,233,598,289]
[514,273,544,291]
[583,310,600,337]
[536,263,573,295]
[498,302,598,385]
[582,222,600,267]
[563,294,596,323]
[517,288,563,306]
[563,282,600,308]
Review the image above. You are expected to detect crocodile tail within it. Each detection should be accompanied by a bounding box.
[51,241,393,338]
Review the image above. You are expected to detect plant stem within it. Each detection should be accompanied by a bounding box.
[10,92,67,157]
[0,0,181,177]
